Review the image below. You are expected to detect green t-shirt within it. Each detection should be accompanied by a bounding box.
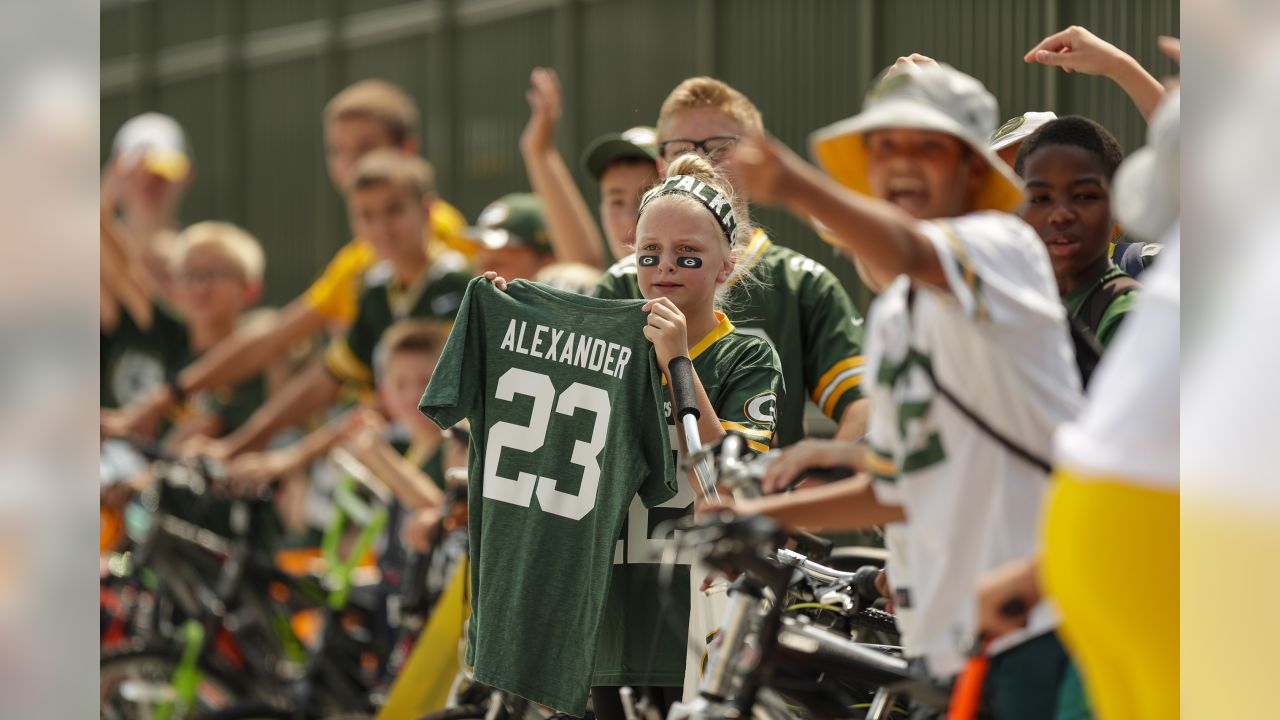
[325,256,472,388]
[596,231,862,445]
[101,303,190,409]
[592,313,784,687]
[101,303,265,435]
[1062,265,1140,349]
[419,277,676,716]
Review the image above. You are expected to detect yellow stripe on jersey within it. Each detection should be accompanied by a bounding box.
[865,449,896,477]
[719,421,773,440]
[822,375,863,417]
[689,312,736,360]
[726,230,771,288]
[813,357,864,418]
[743,438,771,454]
[324,337,374,387]
[934,220,989,322]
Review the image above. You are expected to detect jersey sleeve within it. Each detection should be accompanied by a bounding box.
[304,240,375,325]
[636,349,678,508]
[430,198,474,260]
[323,290,377,387]
[800,267,867,421]
[715,341,785,455]
[918,213,1063,327]
[419,277,485,429]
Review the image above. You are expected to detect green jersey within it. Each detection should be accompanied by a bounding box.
[1062,265,1140,349]
[419,278,676,716]
[101,303,189,409]
[325,255,472,388]
[101,303,265,435]
[592,313,784,687]
[596,231,863,445]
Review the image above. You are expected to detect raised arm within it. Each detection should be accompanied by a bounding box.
[113,297,327,437]
[206,356,341,458]
[519,67,608,269]
[1025,26,1168,122]
[735,132,950,291]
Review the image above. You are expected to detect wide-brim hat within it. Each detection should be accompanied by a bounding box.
[809,63,1023,214]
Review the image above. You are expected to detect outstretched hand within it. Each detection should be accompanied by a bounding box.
[520,67,562,156]
[735,131,810,208]
[1025,25,1130,76]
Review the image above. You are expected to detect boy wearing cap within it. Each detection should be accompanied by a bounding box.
[519,67,660,266]
[201,151,471,459]
[721,60,1085,717]
[101,112,193,307]
[468,193,557,281]
[110,79,470,438]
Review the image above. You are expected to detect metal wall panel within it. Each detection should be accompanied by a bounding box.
[102,0,1179,309]
[155,76,222,227]
[453,11,556,218]
[242,59,328,306]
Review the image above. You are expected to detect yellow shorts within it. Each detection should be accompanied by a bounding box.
[1040,471,1178,720]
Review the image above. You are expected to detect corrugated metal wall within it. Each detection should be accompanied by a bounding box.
[102,0,1179,310]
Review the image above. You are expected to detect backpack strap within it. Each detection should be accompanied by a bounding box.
[905,288,1052,474]
[1082,273,1140,337]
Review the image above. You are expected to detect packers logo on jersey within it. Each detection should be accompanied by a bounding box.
[744,392,777,425]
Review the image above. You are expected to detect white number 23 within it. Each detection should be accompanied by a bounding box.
[483,368,610,521]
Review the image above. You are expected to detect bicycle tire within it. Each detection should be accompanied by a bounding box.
[415,704,488,720]
[101,644,244,719]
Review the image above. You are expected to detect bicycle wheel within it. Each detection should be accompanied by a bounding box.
[101,645,243,719]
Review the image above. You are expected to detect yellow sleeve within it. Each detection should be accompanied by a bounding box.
[430,198,474,260]
[303,240,376,324]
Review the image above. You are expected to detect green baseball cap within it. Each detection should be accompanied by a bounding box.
[467,193,552,255]
[581,126,658,180]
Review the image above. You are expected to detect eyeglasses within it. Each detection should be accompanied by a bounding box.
[658,136,740,162]
[176,268,244,286]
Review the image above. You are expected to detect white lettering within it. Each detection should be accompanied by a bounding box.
[515,321,530,354]
[500,319,517,351]
[675,176,696,192]
[588,339,607,371]
[530,325,548,358]
[602,342,619,376]
[614,346,633,379]
[547,328,564,359]
[574,334,592,368]
[560,332,576,363]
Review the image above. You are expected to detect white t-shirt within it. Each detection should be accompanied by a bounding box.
[1055,226,1180,489]
[863,211,1082,678]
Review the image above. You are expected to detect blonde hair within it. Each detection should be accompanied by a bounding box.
[351,149,437,201]
[324,79,419,145]
[657,77,764,136]
[644,153,761,310]
[171,221,265,284]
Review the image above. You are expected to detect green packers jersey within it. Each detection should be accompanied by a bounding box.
[419,277,676,716]
[102,303,265,435]
[325,255,472,388]
[596,231,863,445]
[101,303,189,409]
[1063,265,1139,349]
[592,313,784,687]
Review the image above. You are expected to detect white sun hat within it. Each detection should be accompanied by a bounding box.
[809,62,1024,214]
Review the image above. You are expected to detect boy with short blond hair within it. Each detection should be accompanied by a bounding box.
[209,150,471,458]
